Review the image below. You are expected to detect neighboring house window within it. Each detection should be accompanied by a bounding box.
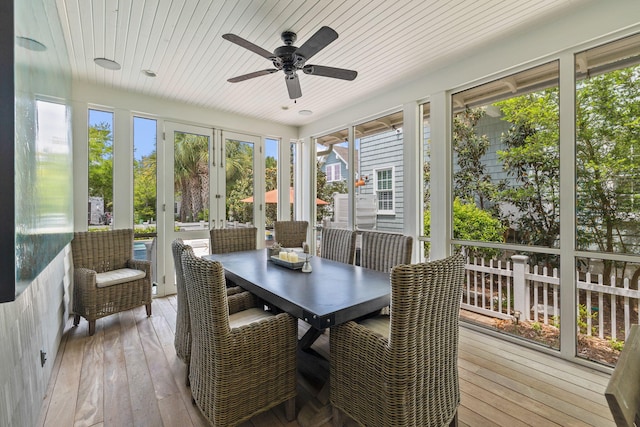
[374,167,394,214]
[326,163,341,182]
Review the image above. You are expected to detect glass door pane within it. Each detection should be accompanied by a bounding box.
[221,131,262,234]
[265,138,279,246]
[162,122,213,296]
[133,116,157,293]
[224,138,254,226]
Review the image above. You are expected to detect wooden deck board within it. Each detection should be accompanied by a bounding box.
[42,318,85,427]
[39,297,617,427]
[73,324,104,427]
[102,312,134,427]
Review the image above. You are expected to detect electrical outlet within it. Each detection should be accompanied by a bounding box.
[40,350,47,367]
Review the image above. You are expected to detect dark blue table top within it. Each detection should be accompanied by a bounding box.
[204,249,390,329]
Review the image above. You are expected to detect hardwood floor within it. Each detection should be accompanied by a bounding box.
[38,296,616,427]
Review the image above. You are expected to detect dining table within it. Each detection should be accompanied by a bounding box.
[203,249,391,426]
[204,248,391,349]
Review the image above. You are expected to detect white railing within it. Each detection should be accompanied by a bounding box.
[463,255,640,341]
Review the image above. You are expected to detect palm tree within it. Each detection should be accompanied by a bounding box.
[174,132,209,222]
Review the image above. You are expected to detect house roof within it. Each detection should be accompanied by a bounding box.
[332,145,358,173]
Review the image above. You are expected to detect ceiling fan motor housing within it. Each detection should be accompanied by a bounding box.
[273,43,305,74]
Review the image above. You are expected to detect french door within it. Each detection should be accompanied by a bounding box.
[157,123,262,296]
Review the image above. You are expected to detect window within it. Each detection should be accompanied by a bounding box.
[421,102,431,260]
[450,62,561,351]
[325,163,341,182]
[88,109,114,228]
[574,33,640,365]
[374,167,394,214]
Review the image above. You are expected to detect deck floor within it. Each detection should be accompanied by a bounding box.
[37,295,616,427]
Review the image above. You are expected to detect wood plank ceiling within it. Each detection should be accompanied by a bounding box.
[53,0,593,126]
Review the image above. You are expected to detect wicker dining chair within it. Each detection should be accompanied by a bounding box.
[71,229,152,336]
[210,227,257,291]
[209,226,257,254]
[181,249,297,426]
[359,230,413,272]
[359,230,413,315]
[171,239,254,386]
[274,220,308,248]
[320,228,356,264]
[330,252,465,427]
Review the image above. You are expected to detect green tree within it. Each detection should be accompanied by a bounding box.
[453,108,501,211]
[495,89,560,252]
[88,122,113,215]
[575,66,640,280]
[576,67,640,252]
[133,151,157,223]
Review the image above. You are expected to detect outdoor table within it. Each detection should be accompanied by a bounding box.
[204,249,390,348]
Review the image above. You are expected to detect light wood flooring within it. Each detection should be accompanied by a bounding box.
[37,296,616,427]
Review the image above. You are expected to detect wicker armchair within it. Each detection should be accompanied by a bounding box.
[171,239,255,386]
[274,220,308,248]
[181,249,297,426]
[330,253,465,427]
[71,229,152,336]
[320,228,356,264]
[359,230,413,272]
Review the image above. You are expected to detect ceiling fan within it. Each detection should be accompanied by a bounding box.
[222,26,357,99]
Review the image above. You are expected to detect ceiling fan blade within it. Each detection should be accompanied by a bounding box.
[285,74,302,99]
[222,33,274,60]
[302,65,357,81]
[228,69,278,83]
[295,26,338,61]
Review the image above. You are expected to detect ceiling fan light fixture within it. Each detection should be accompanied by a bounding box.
[94,57,121,70]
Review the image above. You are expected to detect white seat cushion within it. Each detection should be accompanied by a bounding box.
[96,268,146,288]
[229,307,274,329]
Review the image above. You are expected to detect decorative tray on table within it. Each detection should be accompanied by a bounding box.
[270,255,305,270]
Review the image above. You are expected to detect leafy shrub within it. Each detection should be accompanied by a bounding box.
[424,198,505,258]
